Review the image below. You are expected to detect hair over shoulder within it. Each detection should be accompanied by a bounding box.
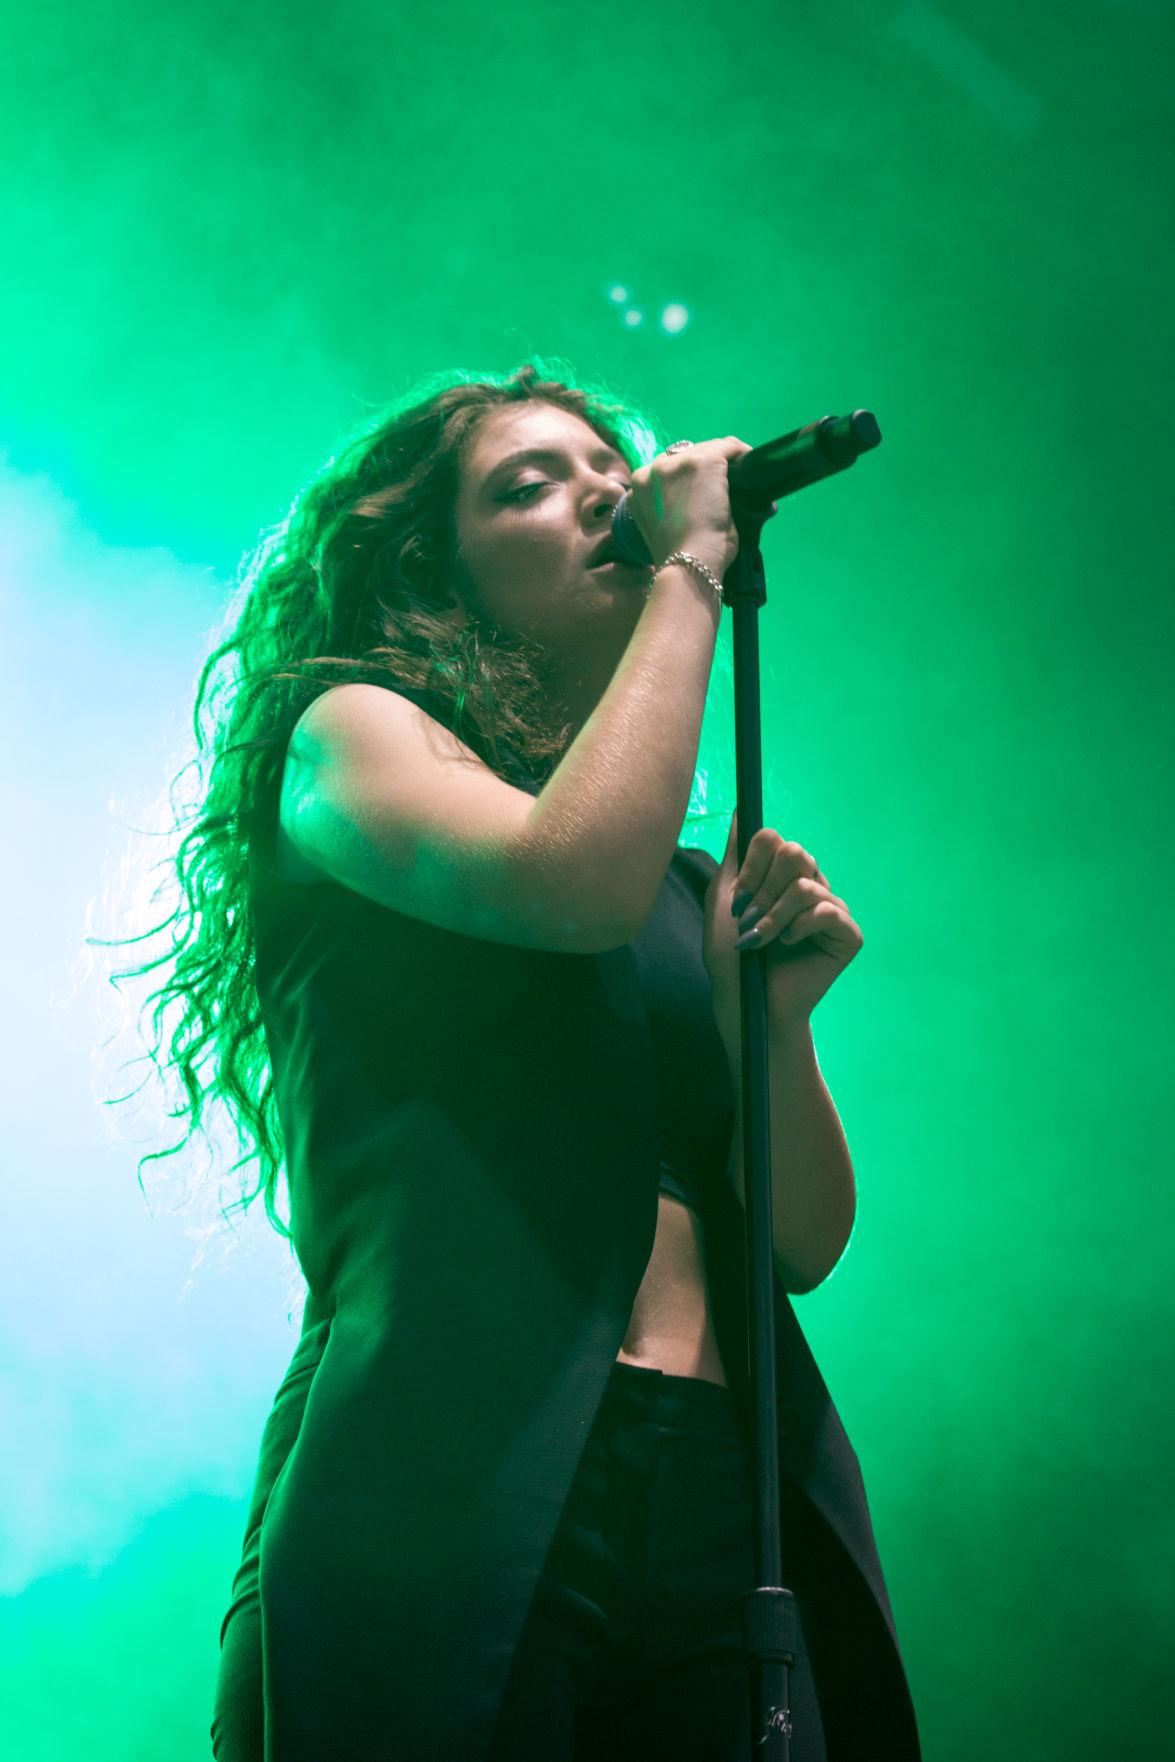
[88,358,669,1240]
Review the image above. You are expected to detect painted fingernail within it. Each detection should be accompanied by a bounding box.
[734,926,762,951]
[731,890,752,918]
[738,905,765,931]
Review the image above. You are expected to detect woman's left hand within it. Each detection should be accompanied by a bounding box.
[701,811,864,1025]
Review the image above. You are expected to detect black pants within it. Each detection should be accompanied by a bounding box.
[212,1357,827,1760]
[487,1359,827,1761]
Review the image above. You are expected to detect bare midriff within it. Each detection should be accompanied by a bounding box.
[615,1191,729,1387]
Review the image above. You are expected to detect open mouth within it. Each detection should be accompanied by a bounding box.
[589,558,652,576]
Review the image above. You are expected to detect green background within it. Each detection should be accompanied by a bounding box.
[2,1,1172,1756]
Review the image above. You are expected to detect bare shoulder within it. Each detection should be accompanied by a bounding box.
[289,680,455,756]
[275,686,430,884]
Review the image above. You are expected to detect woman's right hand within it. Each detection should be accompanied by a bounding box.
[627,436,753,580]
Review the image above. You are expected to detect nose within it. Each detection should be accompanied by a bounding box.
[597,476,628,517]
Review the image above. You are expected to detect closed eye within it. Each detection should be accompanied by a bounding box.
[501,476,632,505]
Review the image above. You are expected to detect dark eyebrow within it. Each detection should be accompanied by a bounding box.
[482,445,628,492]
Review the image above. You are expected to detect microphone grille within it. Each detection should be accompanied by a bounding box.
[610,493,654,568]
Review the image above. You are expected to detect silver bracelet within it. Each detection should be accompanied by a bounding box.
[652,550,725,603]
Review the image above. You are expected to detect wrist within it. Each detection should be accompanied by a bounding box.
[766,1006,815,1045]
[709,964,815,1048]
[653,549,726,603]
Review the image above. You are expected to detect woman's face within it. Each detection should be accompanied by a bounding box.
[448,403,653,677]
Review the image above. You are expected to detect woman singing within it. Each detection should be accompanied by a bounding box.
[111,360,919,1759]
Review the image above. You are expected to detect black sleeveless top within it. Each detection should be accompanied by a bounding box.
[232,682,921,1761]
[261,681,730,1219]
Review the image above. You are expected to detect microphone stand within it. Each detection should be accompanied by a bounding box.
[720,412,882,1758]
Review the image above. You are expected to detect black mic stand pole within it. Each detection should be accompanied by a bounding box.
[720,411,882,1759]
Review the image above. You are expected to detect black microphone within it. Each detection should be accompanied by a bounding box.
[609,409,882,568]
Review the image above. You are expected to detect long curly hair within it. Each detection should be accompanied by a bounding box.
[89,357,732,1244]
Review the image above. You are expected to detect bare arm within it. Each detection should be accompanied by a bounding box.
[523,560,722,938]
[281,561,723,953]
